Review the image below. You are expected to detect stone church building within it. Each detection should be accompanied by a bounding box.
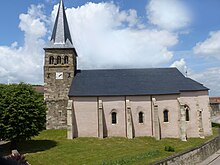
[44,0,212,141]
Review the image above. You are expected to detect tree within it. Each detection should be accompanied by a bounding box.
[0,83,46,148]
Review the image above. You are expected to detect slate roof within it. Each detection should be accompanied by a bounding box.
[45,0,74,49]
[69,68,208,97]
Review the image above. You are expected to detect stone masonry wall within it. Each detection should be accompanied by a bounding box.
[210,103,220,117]
[46,99,68,129]
[44,49,76,129]
[150,130,220,165]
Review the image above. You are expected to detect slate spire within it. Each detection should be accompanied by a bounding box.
[47,0,73,48]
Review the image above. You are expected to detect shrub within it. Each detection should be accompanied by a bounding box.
[164,146,175,152]
[0,83,46,148]
[212,122,220,128]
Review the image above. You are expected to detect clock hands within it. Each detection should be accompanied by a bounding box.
[56,72,63,79]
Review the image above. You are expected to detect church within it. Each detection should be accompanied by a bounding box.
[44,0,212,141]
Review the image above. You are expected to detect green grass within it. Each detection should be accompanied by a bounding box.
[2,128,218,165]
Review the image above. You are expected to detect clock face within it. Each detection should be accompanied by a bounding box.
[56,72,63,79]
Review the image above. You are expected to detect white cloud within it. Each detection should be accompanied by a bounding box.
[169,58,220,96]
[146,0,191,31]
[0,5,47,84]
[0,2,180,84]
[190,68,220,96]
[1,1,219,97]
[65,2,178,69]
[0,67,8,78]
[170,58,187,74]
[193,31,220,59]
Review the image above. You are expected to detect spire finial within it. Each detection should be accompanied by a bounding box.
[60,0,64,7]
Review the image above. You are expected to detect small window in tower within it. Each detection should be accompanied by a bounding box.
[59,110,62,117]
[64,56,68,64]
[49,56,54,64]
[57,56,61,64]
[139,112,144,123]
[112,112,117,124]
[163,110,169,122]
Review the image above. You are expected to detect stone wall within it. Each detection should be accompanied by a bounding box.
[46,99,68,129]
[210,97,220,117]
[210,103,220,117]
[150,130,220,165]
[44,48,76,129]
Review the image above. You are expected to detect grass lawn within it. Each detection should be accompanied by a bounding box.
[2,128,218,165]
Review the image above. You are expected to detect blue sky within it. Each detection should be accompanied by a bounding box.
[0,0,220,96]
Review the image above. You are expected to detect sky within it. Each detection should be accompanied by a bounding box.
[0,0,220,96]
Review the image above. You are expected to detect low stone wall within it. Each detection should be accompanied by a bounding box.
[210,103,220,117]
[150,131,220,165]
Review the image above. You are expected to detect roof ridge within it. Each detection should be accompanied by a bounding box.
[76,67,178,71]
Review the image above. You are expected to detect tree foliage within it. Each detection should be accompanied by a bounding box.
[0,83,46,143]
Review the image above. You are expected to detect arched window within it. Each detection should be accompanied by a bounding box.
[112,112,117,124]
[163,110,169,122]
[57,56,61,64]
[49,56,54,64]
[185,105,190,121]
[139,112,144,123]
[64,56,68,64]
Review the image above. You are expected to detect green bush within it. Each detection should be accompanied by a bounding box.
[212,122,220,128]
[0,83,46,148]
[164,146,175,152]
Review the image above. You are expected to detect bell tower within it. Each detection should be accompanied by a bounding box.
[44,0,77,129]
